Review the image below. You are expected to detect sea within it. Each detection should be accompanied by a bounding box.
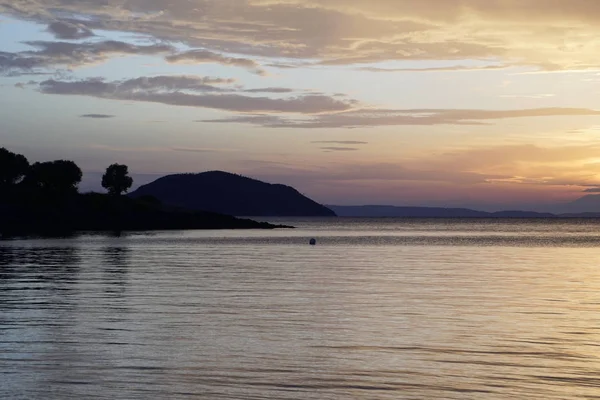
[2,218,600,399]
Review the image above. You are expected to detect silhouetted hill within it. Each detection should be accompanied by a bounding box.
[329,205,555,218]
[548,194,600,214]
[130,171,336,217]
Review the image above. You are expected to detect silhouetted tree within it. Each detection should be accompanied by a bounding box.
[24,160,82,197]
[102,164,133,196]
[0,147,29,188]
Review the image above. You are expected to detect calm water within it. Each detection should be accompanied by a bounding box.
[2,218,600,399]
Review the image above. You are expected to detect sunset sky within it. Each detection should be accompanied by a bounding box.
[2,1,600,210]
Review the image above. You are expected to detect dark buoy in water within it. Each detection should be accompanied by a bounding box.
[309,238,316,246]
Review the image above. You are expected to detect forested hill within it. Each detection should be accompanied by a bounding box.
[130,171,336,217]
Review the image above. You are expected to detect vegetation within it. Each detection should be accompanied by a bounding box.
[0,147,286,236]
[130,170,336,216]
[1,149,82,205]
[25,160,83,196]
[0,147,29,188]
[102,163,133,196]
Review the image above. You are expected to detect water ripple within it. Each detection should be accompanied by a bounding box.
[2,219,600,399]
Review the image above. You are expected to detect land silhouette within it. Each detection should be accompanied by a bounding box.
[0,148,287,236]
[5,146,600,239]
[130,171,336,217]
[129,172,600,218]
[328,205,600,218]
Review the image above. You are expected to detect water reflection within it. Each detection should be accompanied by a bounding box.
[0,246,81,300]
[101,246,130,296]
[2,223,600,399]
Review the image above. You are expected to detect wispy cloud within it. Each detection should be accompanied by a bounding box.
[4,0,600,72]
[39,77,359,114]
[0,40,174,76]
[243,87,295,93]
[360,65,511,73]
[80,114,115,118]
[47,21,94,40]
[320,147,360,151]
[166,50,266,75]
[205,108,600,129]
[171,147,240,153]
[312,140,368,145]
[500,94,556,99]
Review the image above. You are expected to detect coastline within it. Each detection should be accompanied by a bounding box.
[0,194,293,238]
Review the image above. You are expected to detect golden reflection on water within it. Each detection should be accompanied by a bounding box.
[2,219,600,399]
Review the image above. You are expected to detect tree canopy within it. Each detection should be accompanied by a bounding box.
[25,160,82,196]
[102,164,133,196]
[0,147,29,188]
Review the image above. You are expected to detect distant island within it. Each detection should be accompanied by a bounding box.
[0,148,288,237]
[328,205,600,218]
[130,171,336,217]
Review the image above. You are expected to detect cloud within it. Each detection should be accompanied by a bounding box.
[14,80,39,89]
[248,161,507,187]
[252,143,600,194]
[410,143,600,191]
[2,38,268,77]
[4,1,600,73]
[24,40,173,64]
[500,94,556,99]
[39,77,358,114]
[171,147,240,153]
[200,115,285,125]
[243,87,295,93]
[4,0,600,137]
[236,142,600,207]
[0,40,174,75]
[434,144,600,170]
[0,1,574,71]
[320,147,360,151]
[359,65,511,73]
[80,114,115,118]
[117,75,232,93]
[583,188,600,193]
[204,107,600,128]
[166,50,266,75]
[47,21,94,39]
[312,140,368,145]
[0,50,47,75]
[266,63,309,69]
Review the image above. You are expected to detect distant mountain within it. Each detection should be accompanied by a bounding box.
[130,171,336,217]
[548,194,600,214]
[328,205,555,218]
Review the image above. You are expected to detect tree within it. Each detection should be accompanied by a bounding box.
[102,164,133,196]
[25,160,82,196]
[0,147,29,188]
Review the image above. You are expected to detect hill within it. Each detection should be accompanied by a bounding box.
[329,205,555,218]
[548,194,600,214]
[129,171,336,217]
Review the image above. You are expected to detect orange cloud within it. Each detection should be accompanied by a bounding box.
[3,1,600,71]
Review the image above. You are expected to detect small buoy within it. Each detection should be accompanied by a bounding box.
[309,238,316,245]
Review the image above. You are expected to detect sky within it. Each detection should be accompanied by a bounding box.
[2,1,600,211]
